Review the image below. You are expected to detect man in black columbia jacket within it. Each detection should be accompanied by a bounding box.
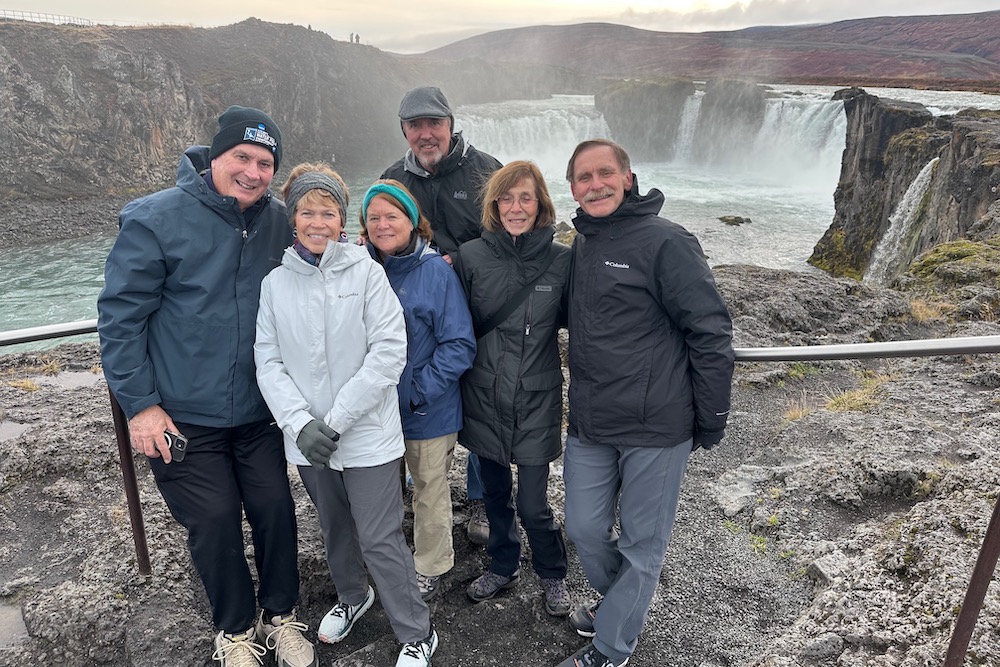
[556,140,735,667]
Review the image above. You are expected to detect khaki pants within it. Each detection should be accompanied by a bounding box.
[404,433,457,577]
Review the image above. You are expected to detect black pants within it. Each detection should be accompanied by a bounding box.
[148,419,298,633]
[479,456,567,579]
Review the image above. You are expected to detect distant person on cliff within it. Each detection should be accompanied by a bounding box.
[556,139,735,667]
[97,106,317,667]
[255,164,438,667]
[381,84,502,546]
[454,161,573,616]
[358,178,476,603]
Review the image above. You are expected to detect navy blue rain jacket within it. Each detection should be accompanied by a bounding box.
[369,237,476,439]
[97,146,291,425]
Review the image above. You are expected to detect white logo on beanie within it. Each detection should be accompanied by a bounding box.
[243,125,277,151]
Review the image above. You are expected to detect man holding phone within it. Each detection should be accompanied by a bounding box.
[98,106,314,667]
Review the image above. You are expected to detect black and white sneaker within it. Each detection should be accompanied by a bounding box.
[318,585,375,644]
[555,642,629,667]
[568,600,600,638]
[396,628,438,666]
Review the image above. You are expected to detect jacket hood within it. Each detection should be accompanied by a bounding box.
[370,235,439,277]
[282,239,371,275]
[403,132,470,178]
[572,175,665,238]
[176,144,273,213]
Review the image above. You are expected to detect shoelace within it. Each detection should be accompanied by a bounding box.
[401,639,429,659]
[263,618,312,657]
[211,634,266,667]
[330,602,351,619]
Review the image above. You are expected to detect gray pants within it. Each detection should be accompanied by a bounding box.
[298,459,430,643]
[563,435,691,664]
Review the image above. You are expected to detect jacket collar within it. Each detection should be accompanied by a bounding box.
[402,132,470,178]
[571,175,664,238]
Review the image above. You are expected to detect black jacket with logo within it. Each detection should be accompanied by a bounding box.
[381,132,502,256]
[456,227,571,466]
[568,179,734,448]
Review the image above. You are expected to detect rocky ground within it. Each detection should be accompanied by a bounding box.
[1,264,999,667]
[0,197,130,250]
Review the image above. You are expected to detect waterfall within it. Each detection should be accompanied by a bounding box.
[456,95,610,179]
[673,92,703,163]
[864,157,940,285]
[749,99,847,189]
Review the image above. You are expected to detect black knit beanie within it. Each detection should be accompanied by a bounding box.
[209,105,283,169]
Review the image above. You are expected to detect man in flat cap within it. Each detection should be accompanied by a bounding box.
[98,106,315,667]
[380,86,502,593]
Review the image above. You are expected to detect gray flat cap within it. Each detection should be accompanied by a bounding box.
[398,86,452,120]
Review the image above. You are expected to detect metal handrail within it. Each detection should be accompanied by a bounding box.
[0,320,996,666]
[6,320,1000,360]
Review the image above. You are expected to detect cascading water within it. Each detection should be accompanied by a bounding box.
[672,92,703,163]
[864,157,940,285]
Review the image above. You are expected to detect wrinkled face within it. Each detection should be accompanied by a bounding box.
[569,145,633,218]
[294,199,344,255]
[366,196,413,256]
[402,117,452,173]
[211,143,275,211]
[497,177,539,238]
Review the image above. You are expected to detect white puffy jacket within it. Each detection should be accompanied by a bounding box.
[255,241,407,470]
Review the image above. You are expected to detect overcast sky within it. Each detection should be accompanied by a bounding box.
[10,1,1000,53]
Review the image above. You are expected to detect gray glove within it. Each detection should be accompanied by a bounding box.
[297,420,340,467]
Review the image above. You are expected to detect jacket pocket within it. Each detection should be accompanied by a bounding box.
[461,365,496,422]
[517,368,563,430]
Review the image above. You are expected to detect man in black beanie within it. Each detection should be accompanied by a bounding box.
[98,106,316,667]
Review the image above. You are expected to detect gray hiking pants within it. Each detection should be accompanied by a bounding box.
[564,434,692,664]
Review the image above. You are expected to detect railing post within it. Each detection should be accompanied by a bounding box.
[108,389,152,576]
[942,490,1000,666]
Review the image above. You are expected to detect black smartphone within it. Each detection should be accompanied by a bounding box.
[164,430,189,463]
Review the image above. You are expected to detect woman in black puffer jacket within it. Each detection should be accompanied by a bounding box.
[454,160,573,616]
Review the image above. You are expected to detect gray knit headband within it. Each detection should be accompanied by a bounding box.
[285,172,349,223]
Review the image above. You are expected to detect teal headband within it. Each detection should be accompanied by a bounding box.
[362,183,420,228]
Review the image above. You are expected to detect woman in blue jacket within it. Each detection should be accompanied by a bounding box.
[361,179,476,601]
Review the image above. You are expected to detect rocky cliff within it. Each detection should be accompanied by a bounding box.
[0,18,588,199]
[809,88,1000,282]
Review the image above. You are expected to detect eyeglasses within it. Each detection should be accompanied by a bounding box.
[496,194,538,209]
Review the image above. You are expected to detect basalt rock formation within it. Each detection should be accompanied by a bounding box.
[809,88,1000,282]
[0,18,588,200]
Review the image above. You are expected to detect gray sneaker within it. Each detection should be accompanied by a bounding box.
[415,572,441,601]
[212,627,267,667]
[540,577,572,616]
[467,569,520,602]
[569,600,600,637]
[467,500,490,545]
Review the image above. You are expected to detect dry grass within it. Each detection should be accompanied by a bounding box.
[783,391,814,422]
[909,299,951,323]
[9,379,40,392]
[824,371,894,412]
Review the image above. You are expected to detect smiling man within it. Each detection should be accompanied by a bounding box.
[97,106,314,667]
[558,139,735,667]
[381,85,503,552]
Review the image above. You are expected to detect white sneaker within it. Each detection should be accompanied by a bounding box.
[255,610,317,667]
[318,584,376,643]
[396,628,438,667]
[212,627,267,667]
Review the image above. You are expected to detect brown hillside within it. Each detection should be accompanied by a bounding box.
[422,11,1000,90]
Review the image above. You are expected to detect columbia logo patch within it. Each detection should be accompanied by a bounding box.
[605,260,630,269]
[535,285,552,292]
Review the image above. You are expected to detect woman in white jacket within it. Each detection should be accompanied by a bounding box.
[254,163,438,667]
